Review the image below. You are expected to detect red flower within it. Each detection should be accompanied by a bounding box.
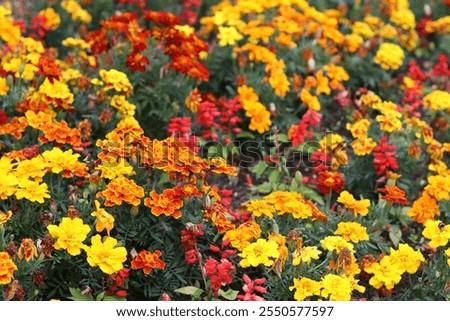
[237,274,267,301]
[373,136,399,176]
[203,258,235,296]
[0,110,7,125]
[37,56,62,84]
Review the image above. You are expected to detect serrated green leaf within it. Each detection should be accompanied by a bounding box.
[218,288,239,300]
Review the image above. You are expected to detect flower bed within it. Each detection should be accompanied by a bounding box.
[0,0,449,301]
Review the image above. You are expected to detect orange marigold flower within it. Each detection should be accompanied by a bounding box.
[144,188,183,219]
[0,117,28,140]
[377,185,409,205]
[185,88,202,113]
[208,157,237,175]
[37,56,62,84]
[316,170,345,195]
[0,210,13,225]
[97,177,144,207]
[0,252,17,285]
[131,249,166,275]
[407,192,440,224]
[204,203,235,233]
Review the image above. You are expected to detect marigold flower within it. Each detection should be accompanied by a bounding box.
[91,200,115,235]
[407,192,440,223]
[364,256,402,290]
[390,9,416,30]
[320,274,352,301]
[144,188,184,219]
[377,185,409,205]
[246,199,274,218]
[0,210,12,225]
[337,191,370,216]
[422,220,450,248]
[292,246,322,266]
[289,277,321,301]
[316,171,345,195]
[389,243,425,274]
[0,252,17,285]
[423,90,450,111]
[97,176,144,207]
[0,77,9,95]
[17,238,38,262]
[321,236,354,253]
[239,238,280,268]
[424,174,450,201]
[131,249,165,275]
[38,78,74,110]
[86,235,127,274]
[224,219,261,251]
[374,43,404,70]
[15,180,50,204]
[248,103,271,134]
[335,222,369,243]
[99,69,133,96]
[47,217,90,256]
[217,26,243,46]
[61,0,92,24]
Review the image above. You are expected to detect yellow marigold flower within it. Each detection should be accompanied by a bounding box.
[0,251,17,285]
[390,9,416,30]
[344,33,363,53]
[185,88,202,113]
[423,90,450,111]
[352,21,375,38]
[292,246,322,266]
[38,8,61,30]
[238,85,259,105]
[351,137,377,156]
[376,111,402,133]
[223,219,261,251]
[239,238,280,268]
[17,238,38,261]
[315,70,331,95]
[364,255,402,290]
[174,24,195,36]
[346,119,370,139]
[407,192,440,224]
[217,26,243,46]
[320,236,354,253]
[0,13,21,46]
[300,88,321,111]
[289,277,321,301]
[99,69,133,96]
[42,148,83,174]
[0,173,18,200]
[379,23,398,39]
[264,191,313,219]
[424,174,450,201]
[422,220,450,248]
[374,43,404,70]
[0,210,12,225]
[320,274,352,301]
[268,67,290,97]
[15,157,47,182]
[337,191,370,216]
[15,179,50,203]
[91,200,115,235]
[110,95,136,116]
[246,199,274,218]
[359,93,382,107]
[0,77,9,95]
[38,78,74,110]
[85,235,127,274]
[96,158,135,180]
[425,16,450,34]
[389,243,425,274]
[248,103,271,134]
[334,222,369,243]
[62,37,90,50]
[47,217,90,256]
[61,0,92,24]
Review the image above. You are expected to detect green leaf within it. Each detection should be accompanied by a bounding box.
[294,171,303,184]
[252,161,268,179]
[103,295,127,301]
[289,179,299,191]
[389,225,402,248]
[96,292,105,301]
[68,288,94,301]
[174,286,204,297]
[218,288,239,300]
[256,182,272,194]
[236,132,256,139]
[299,186,324,205]
[268,170,280,185]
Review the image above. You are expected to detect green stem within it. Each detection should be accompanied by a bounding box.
[325,192,332,213]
